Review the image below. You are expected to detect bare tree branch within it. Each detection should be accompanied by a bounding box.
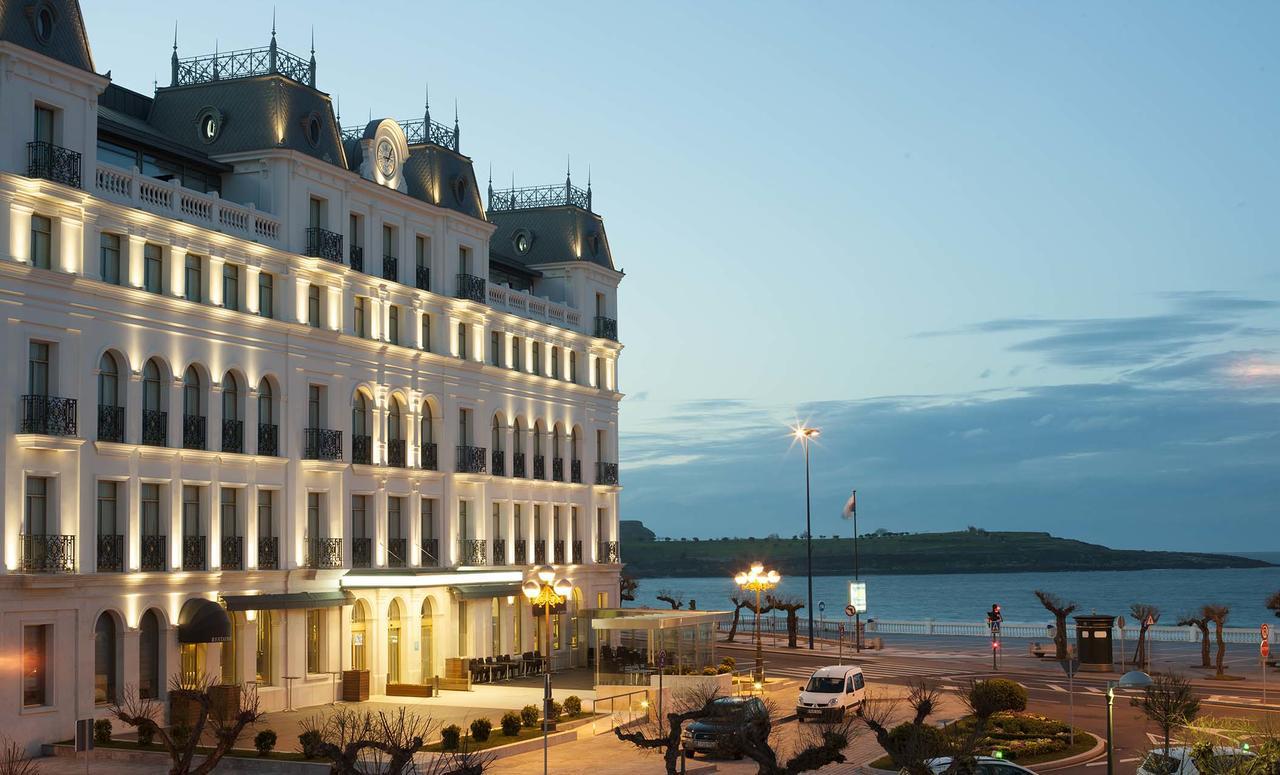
[1034,590,1078,660]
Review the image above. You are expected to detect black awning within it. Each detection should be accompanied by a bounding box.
[450,583,523,601]
[221,590,354,612]
[177,598,231,644]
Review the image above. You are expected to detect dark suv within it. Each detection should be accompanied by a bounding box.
[681,696,770,759]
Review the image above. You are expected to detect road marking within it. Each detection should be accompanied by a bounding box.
[1047,683,1067,692]
[1085,761,1106,767]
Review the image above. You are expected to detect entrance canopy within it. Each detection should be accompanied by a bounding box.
[592,609,730,686]
[221,590,354,611]
[177,598,231,643]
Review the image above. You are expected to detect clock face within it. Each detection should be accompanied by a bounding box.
[201,115,218,140]
[376,138,396,178]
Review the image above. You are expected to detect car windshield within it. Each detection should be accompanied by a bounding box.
[710,701,747,719]
[805,677,845,693]
[1140,753,1180,775]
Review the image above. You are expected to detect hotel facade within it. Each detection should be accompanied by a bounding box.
[0,2,623,751]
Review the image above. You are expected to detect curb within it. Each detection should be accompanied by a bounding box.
[1034,733,1107,772]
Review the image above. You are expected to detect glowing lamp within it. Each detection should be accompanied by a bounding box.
[521,579,541,600]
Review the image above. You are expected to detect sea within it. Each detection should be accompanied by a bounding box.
[627,565,1280,625]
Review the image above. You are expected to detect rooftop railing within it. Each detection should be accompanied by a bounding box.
[173,44,314,88]
[488,183,590,212]
[340,117,458,153]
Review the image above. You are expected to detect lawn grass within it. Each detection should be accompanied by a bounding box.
[423,712,596,753]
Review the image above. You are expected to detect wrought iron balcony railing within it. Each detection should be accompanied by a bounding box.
[182,414,206,450]
[173,44,315,88]
[21,395,77,436]
[382,256,398,282]
[459,539,487,566]
[97,534,124,572]
[304,428,342,460]
[598,540,621,564]
[221,536,244,570]
[306,537,342,569]
[594,316,618,341]
[98,405,125,443]
[257,423,278,456]
[534,539,547,564]
[182,535,207,571]
[491,449,505,476]
[455,273,487,303]
[388,537,408,568]
[421,537,440,567]
[351,537,372,569]
[140,535,166,571]
[222,419,243,453]
[352,434,372,465]
[142,409,167,447]
[572,540,583,565]
[420,441,438,470]
[492,538,507,565]
[552,457,564,482]
[571,459,582,484]
[21,534,75,573]
[415,265,431,292]
[258,536,279,570]
[596,461,620,486]
[513,452,527,478]
[349,244,364,272]
[387,438,406,468]
[27,141,82,189]
[553,539,566,564]
[305,227,343,262]
[532,455,546,480]
[514,539,528,565]
[488,183,590,212]
[455,445,487,474]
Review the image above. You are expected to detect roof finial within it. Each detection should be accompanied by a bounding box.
[170,21,179,86]
[310,25,315,56]
[453,99,460,151]
[487,164,493,203]
[587,165,593,211]
[173,21,178,53]
[424,83,430,126]
[335,94,341,125]
[271,6,277,39]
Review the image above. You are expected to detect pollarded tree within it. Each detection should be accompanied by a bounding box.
[620,574,638,602]
[726,595,768,643]
[1176,612,1212,669]
[1034,590,1077,660]
[1267,591,1280,619]
[1131,672,1201,765]
[1131,603,1161,670]
[299,707,492,774]
[856,679,1001,775]
[766,595,806,649]
[655,589,685,610]
[1202,604,1230,679]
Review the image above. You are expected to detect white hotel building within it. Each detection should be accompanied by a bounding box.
[0,2,624,750]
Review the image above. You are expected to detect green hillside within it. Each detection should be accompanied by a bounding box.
[618,522,1272,578]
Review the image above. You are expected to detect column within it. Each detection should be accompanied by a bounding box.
[169,245,187,299]
[245,264,261,314]
[293,276,310,325]
[207,255,225,307]
[374,488,388,568]
[127,235,146,289]
[409,485,422,566]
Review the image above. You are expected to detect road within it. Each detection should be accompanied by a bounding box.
[715,634,1279,774]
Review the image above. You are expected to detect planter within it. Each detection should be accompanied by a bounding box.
[210,684,240,720]
[341,670,369,702]
[170,693,201,729]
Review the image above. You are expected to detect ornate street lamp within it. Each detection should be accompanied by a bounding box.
[734,562,780,684]
[1106,670,1152,775]
[792,424,820,649]
[523,564,572,775]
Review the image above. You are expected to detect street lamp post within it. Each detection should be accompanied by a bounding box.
[1105,670,1152,775]
[523,564,572,775]
[734,563,780,684]
[793,425,820,650]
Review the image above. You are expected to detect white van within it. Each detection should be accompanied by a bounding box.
[796,665,865,722]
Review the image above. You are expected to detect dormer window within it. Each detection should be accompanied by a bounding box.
[32,3,56,44]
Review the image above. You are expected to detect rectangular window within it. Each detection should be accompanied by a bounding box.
[34,105,55,144]
[97,480,118,536]
[258,271,274,318]
[23,625,49,707]
[100,233,122,285]
[354,297,367,338]
[388,305,400,345]
[459,499,469,540]
[306,609,322,673]
[220,487,238,537]
[458,245,471,275]
[456,322,467,359]
[569,351,578,383]
[182,485,201,537]
[351,494,367,538]
[257,489,274,538]
[415,235,429,290]
[421,498,436,539]
[597,591,608,609]
[308,385,323,428]
[492,502,501,540]
[514,504,523,539]
[458,408,471,446]
[143,244,163,294]
[349,213,362,249]
[534,505,543,543]
[389,497,403,539]
[222,264,240,311]
[383,224,396,257]
[420,314,431,352]
[306,492,322,539]
[141,483,161,535]
[551,348,560,379]
[490,332,501,366]
[25,475,49,535]
[595,357,606,390]
[28,341,50,396]
[531,341,542,375]
[184,255,203,303]
[307,285,321,328]
[511,337,522,371]
[30,215,52,269]
[596,292,606,317]
[309,197,325,229]
[554,506,562,541]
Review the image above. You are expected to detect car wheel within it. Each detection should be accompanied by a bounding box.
[685,751,695,759]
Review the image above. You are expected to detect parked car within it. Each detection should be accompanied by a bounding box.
[796,665,865,722]
[1137,746,1254,775]
[681,696,769,759]
[925,756,1039,774]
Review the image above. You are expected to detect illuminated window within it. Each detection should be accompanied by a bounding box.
[256,610,273,684]
[30,215,51,269]
[306,609,323,673]
[23,624,49,706]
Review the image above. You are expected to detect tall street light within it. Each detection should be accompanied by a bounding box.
[523,564,572,775]
[793,424,820,649]
[734,562,780,684]
[1106,670,1152,775]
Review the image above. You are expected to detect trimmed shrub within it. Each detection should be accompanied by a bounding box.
[500,712,522,737]
[702,666,719,675]
[520,704,540,727]
[969,679,1028,715]
[547,700,563,721]
[563,695,582,716]
[440,724,462,750]
[136,724,155,747]
[254,729,277,756]
[720,656,736,669]
[93,719,112,745]
[298,729,323,759]
[886,722,946,760]
[470,718,492,742]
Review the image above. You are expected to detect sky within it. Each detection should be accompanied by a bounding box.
[82,1,1280,551]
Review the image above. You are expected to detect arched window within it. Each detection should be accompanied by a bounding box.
[98,353,120,408]
[352,393,370,437]
[420,403,435,445]
[387,599,403,684]
[183,366,203,417]
[513,419,525,455]
[572,427,582,461]
[350,602,368,671]
[94,613,118,705]
[533,421,544,457]
[352,392,372,464]
[388,399,402,442]
[255,610,273,685]
[222,373,240,422]
[421,598,434,681]
[257,379,274,425]
[139,610,160,699]
[553,425,563,459]
[491,415,503,452]
[143,359,162,412]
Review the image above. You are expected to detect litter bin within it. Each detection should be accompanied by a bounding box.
[1074,614,1115,672]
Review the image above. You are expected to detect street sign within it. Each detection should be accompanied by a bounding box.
[844,604,857,617]
[849,582,867,614]
[657,650,666,668]
[1060,658,1081,677]
[1263,623,1270,640]
[1145,615,1155,627]
[819,601,825,613]
[1117,616,1126,630]
[838,623,846,634]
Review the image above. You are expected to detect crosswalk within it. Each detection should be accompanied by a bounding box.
[764,659,973,683]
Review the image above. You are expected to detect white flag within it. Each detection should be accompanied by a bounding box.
[842,489,857,518]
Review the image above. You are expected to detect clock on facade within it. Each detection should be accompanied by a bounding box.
[376,138,397,178]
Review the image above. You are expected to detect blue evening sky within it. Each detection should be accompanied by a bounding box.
[83,1,1280,551]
